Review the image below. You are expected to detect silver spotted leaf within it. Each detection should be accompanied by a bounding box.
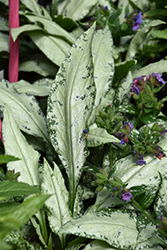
[59,210,138,249]
[2,105,40,186]
[0,79,50,144]
[47,23,96,211]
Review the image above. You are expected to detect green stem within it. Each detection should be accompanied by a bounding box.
[134,109,143,128]
[38,208,49,245]
[131,198,153,222]
[157,228,167,239]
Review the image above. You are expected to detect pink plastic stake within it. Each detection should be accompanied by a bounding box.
[8,0,19,82]
[0,120,3,144]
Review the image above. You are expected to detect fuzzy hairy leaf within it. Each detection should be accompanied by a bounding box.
[0,79,50,144]
[87,123,120,147]
[41,159,72,234]
[23,13,75,44]
[13,79,53,97]
[114,71,133,106]
[88,25,115,125]
[19,54,57,77]
[83,240,117,249]
[29,31,72,67]
[20,0,42,15]
[63,0,97,21]
[3,106,40,186]
[47,24,96,211]
[133,60,167,79]
[11,24,73,67]
[0,32,8,53]
[112,134,167,214]
[92,26,114,106]
[11,24,44,42]
[59,211,138,249]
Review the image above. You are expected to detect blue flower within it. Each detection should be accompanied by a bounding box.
[121,139,126,145]
[122,192,132,201]
[154,73,166,84]
[132,11,143,31]
[146,73,166,86]
[83,129,87,134]
[104,6,108,10]
[135,158,146,165]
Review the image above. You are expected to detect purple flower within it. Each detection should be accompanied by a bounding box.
[121,139,126,145]
[113,187,117,191]
[83,129,87,134]
[153,73,166,84]
[123,121,134,131]
[122,192,132,201]
[136,11,143,24]
[161,129,167,135]
[132,22,140,31]
[131,76,146,94]
[104,6,108,10]
[132,11,143,31]
[135,158,146,165]
[147,73,166,86]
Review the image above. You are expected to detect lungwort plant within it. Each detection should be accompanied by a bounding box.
[1,0,167,249]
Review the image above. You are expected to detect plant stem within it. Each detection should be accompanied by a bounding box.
[134,110,143,128]
[131,198,153,222]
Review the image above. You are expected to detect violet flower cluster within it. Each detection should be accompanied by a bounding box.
[125,10,143,31]
[131,73,166,112]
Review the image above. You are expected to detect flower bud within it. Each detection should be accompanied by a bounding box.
[99,110,107,118]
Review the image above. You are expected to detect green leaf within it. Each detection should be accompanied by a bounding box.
[0,240,12,250]
[20,0,42,15]
[28,31,72,67]
[11,24,44,42]
[0,32,8,53]
[114,71,133,106]
[2,105,40,186]
[92,26,114,106]
[126,20,165,60]
[0,79,50,144]
[47,24,96,212]
[0,155,20,164]
[11,23,73,67]
[23,13,76,44]
[83,240,117,249]
[145,9,167,17]
[113,60,136,83]
[152,29,167,40]
[112,134,167,213]
[13,79,53,97]
[154,176,167,217]
[0,181,40,197]
[87,25,115,125]
[117,103,139,115]
[41,159,72,234]
[19,53,57,77]
[0,194,50,239]
[133,60,167,79]
[87,123,120,147]
[59,211,138,249]
[63,0,97,21]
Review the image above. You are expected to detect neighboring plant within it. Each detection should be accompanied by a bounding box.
[1,0,167,249]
